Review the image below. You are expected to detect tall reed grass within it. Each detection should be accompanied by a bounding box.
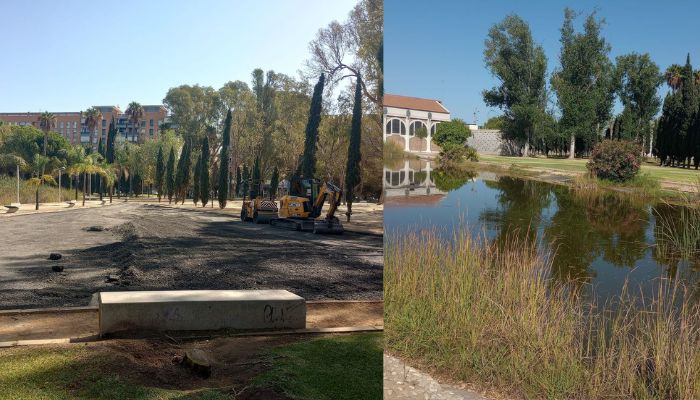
[655,178,700,262]
[0,176,65,204]
[385,228,700,399]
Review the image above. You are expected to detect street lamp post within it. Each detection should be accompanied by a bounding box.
[58,167,66,203]
[16,164,20,204]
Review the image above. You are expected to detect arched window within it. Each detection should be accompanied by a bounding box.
[430,122,440,135]
[385,118,406,135]
[409,121,426,137]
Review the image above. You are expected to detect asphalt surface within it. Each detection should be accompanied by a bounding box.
[0,202,383,309]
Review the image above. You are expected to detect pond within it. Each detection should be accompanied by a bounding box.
[384,159,700,302]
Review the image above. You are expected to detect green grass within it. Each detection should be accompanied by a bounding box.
[0,346,220,400]
[0,334,382,400]
[478,155,700,185]
[385,228,700,399]
[254,333,383,400]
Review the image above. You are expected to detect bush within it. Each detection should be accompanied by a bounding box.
[586,140,642,182]
[432,119,472,151]
[437,146,479,169]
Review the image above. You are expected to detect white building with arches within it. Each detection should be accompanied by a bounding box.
[383,94,450,155]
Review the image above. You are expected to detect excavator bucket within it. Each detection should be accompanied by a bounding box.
[313,218,344,234]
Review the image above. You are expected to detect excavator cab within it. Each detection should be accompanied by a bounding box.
[272,177,343,234]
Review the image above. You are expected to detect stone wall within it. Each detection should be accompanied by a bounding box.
[467,129,504,155]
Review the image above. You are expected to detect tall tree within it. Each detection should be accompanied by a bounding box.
[252,69,277,175]
[235,165,242,197]
[125,102,144,144]
[345,78,363,222]
[307,0,383,107]
[83,107,103,150]
[614,53,663,148]
[218,109,232,208]
[175,139,192,203]
[166,147,176,204]
[302,74,325,177]
[155,146,165,202]
[551,9,615,158]
[269,166,279,200]
[241,165,250,197]
[106,117,116,163]
[37,112,56,157]
[664,64,684,92]
[679,54,698,167]
[200,136,210,207]
[251,156,261,198]
[483,15,548,156]
[193,154,201,205]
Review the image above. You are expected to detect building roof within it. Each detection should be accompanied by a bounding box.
[384,94,449,114]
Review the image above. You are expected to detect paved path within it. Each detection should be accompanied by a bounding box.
[384,354,489,400]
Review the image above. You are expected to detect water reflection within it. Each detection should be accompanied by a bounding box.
[384,171,700,301]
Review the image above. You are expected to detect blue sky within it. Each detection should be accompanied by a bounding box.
[0,0,357,112]
[385,0,700,123]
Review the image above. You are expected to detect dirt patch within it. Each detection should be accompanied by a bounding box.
[0,203,382,309]
[0,301,383,342]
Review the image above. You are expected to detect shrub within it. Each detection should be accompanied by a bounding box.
[586,140,642,182]
[432,118,472,151]
[437,146,479,169]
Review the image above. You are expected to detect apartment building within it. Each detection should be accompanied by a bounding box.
[0,105,168,148]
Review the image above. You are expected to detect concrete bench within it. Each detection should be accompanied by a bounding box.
[98,290,306,335]
[66,200,76,207]
[3,204,19,213]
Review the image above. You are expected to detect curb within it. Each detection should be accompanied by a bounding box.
[0,300,382,315]
[0,306,97,316]
[0,326,383,348]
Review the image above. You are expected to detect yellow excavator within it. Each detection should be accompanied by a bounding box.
[270,177,344,234]
[240,182,278,224]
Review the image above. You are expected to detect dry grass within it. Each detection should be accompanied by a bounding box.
[0,176,65,205]
[385,228,700,399]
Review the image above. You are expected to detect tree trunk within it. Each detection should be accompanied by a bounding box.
[568,134,575,159]
[110,186,113,204]
[82,174,87,206]
[35,187,39,210]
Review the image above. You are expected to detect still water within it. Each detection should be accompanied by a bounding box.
[384,160,700,301]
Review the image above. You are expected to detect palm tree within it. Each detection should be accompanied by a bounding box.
[68,153,103,206]
[37,111,56,157]
[125,102,144,144]
[27,154,60,210]
[83,107,103,151]
[664,64,683,91]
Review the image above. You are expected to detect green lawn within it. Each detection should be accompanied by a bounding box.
[478,155,700,185]
[0,333,383,400]
[255,333,383,400]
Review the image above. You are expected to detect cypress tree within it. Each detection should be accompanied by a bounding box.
[345,78,363,222]
[200,136,210,207]
[193,155,201,205]
[235,165,242,197]
[180,140,192,204]
[166,147,176,204]
[270,166,279,200]
[301,74,325,178]
[680,54,697,167]
[252,156,261,198]
[106,117,116,164]
[155,146,165,202]
[218,110,232,208]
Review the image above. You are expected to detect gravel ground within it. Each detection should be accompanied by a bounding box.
[0,202,382,309]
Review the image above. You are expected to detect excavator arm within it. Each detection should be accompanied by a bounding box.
[311,181,342,220]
